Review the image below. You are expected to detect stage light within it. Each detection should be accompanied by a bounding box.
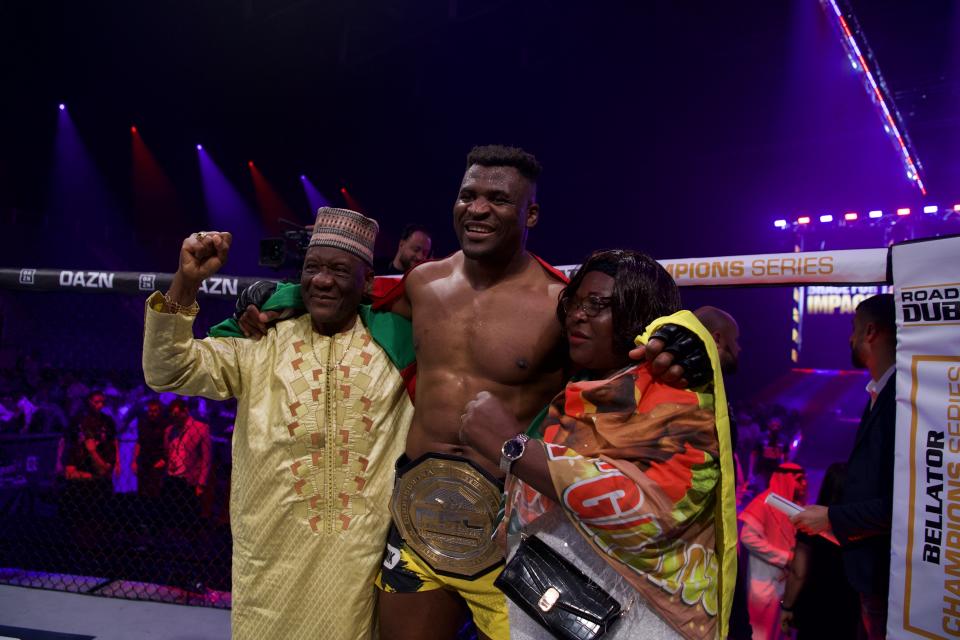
[131,125,137,134]
[954,204,960,213]
[923,205,938,214]
[896,207,910,216]
[797,216,811,225]
[869,210,883,219]
[844,212,858,221]
[59,103,65,111]
[774,219,787,229]
[823,0,927,195]
[819,214,833,223]
[248,161,255,168]
[340,187,347,194]
[300,175,306,181]
[196,144,203,151]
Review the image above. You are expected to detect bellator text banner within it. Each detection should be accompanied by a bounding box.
[889,236,960,639]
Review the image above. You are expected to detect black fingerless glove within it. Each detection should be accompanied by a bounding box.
[233,280,279,321]
[649,323,713,388]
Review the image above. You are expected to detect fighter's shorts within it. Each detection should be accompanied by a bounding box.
[375,453,509,640]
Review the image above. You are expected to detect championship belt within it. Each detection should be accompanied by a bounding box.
[390,453,504,579]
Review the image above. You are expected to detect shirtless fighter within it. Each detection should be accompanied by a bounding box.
[236,146,709,640]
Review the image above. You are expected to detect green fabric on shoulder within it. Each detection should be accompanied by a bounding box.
[207,282,304,338]
[206,282,414,370]
[357,305,415,369]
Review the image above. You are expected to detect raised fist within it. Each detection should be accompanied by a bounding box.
[178,231,233,285]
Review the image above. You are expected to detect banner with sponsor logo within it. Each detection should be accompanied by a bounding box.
[557,248,890,287]
[2,248,891,300]
[889,235,960,639]
[0,268,262,299]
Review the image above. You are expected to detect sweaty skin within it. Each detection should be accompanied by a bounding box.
[387,164,567,478]
[402,251,566,477]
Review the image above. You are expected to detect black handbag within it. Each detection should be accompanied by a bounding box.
[494,534,623,640]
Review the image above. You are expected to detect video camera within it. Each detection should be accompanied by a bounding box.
[259,220,311,271]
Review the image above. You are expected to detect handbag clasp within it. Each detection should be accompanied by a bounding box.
[538,586,561,612]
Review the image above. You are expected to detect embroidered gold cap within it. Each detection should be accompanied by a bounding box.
[308,207,379,266]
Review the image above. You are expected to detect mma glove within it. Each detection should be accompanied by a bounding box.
[233,280,279,321]
[649,323,713,388]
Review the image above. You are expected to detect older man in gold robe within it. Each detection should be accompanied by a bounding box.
[142,208,415,640]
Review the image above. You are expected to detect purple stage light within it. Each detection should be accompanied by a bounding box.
[197,147,260,272]
[896,207,911,216]
[50,98,128,267]
[300,175,330,213]
[797,216,811,225]
[844,212,858,221]
[196,144,203,151]
[869,210,883,218]
[954,204,960,213]
[774,219,787,229]
[923,205,938,214]
[819,214,833,223]
[58,103,65,111]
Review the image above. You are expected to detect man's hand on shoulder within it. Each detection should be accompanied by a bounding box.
[238,306,283,339]
[232,280,293,339]
[630,324,712,389]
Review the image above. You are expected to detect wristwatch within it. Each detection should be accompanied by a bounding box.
[500,434,530,474]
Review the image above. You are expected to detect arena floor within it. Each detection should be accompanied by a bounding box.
[0,585,229,640]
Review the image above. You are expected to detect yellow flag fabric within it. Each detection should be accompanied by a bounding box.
[638,310,738,639]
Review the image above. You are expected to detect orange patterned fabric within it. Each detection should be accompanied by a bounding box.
[503,359,730,639]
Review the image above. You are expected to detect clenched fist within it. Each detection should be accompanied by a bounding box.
[167,231,233,307]
[178,231,232,285]
[458,391,523,457]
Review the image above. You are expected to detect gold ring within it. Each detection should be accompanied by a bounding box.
[194,232,206,241]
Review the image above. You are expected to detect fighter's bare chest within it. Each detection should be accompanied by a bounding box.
[412,292,560,377]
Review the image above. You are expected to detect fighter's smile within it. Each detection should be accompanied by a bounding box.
[463,222,496,240]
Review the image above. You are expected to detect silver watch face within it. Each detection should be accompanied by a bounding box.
[502,438,525,460]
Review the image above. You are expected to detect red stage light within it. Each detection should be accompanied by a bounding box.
[340,187,347,194]
[130,125,138,134]
[797,216,811,225]
[248,161,255,168]
[844,212,858,221]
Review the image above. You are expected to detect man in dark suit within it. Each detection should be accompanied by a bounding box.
[793,293,896,639]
